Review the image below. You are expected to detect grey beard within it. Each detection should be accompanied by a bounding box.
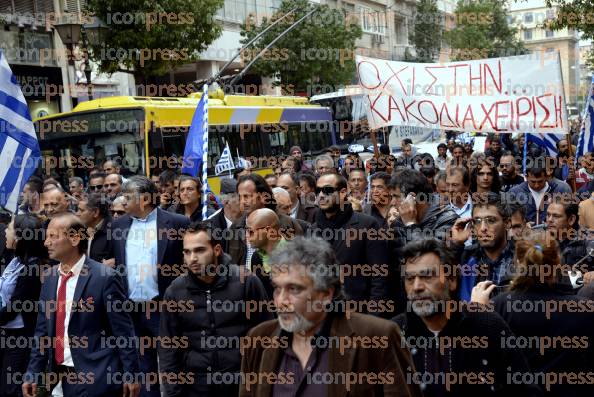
[408,283,452,317]
[409,299,446,317]
[278,312,315,333]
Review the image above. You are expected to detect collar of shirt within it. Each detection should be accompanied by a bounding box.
[59,254,86,277]
[528,182,549,195]
[257,238,286,274]
[224,214,233,229]
[450,195,472,215]
[132,207,158,223]
[290,202,299,218]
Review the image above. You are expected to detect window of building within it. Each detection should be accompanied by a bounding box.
[360,6,385,35]
[524,29,533,40]
[546,9,555,20]
[546,29,554,38]
[524,12,533,23]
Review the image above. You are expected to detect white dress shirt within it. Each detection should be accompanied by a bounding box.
[52,255,85,397]
[56,254,85,368]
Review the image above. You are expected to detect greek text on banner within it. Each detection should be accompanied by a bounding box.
[355,54,568,134]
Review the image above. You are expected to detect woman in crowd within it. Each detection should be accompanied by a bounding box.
[472,232,594,397]
[0,214,47,397]
[470,157,501,194]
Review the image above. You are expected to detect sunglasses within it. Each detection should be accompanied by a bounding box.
[315,186,338,195]
[111,210,126,216]
[89,185,102,191]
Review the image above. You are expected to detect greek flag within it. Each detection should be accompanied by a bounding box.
[215,142,235,175]
[577,75,594,158]
[526,133,564,156]
[0,51,41,212]
[181,84,209,219]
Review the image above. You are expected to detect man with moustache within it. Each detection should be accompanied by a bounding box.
[392,239,541,397]
[159,221,270,396]
[239,237,422,397]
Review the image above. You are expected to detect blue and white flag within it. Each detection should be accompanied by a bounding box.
[181,84,209,219]
[236,156,252,170]
[526,133,564,156]
[0,50,41,212]
[215,142,235,175]
[577,75,594,159]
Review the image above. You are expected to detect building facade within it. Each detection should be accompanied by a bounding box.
[508,0,580,115]
[0,0,134,115]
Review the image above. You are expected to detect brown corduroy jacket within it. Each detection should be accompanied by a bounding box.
[239,312,423,397]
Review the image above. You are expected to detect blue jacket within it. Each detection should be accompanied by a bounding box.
[507,179,571,225]
[26,258,140,397]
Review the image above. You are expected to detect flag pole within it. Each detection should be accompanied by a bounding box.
[556,51,576,192]
[227,141,233,177]
[201,84,210,219]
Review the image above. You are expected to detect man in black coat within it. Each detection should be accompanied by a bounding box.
[159,221,271,397]
[309,173,391,316]
[393,239,542,397]
[111,176,189,397]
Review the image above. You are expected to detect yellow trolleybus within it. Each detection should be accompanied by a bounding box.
[34,91,335,193]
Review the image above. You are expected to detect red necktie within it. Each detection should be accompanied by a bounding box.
[55,271,74,365]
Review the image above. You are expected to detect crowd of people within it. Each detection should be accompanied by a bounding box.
[0,131,593,397]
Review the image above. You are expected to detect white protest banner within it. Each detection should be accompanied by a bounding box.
[356,54,568,134]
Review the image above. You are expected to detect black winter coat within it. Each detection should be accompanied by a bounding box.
[309,205,391,313]
[393,308,543,397]
[493,285,594,397]
[159,257,272,397]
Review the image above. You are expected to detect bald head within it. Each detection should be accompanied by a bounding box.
[246,208,281,250]
[41,187,69,219]
[45,212,88,260]
[247,208,280,230]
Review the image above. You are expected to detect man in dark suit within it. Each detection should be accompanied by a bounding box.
[111,176,189,397]
[23,213,139,397]
[77,193,115,265]
[277,172,315,223]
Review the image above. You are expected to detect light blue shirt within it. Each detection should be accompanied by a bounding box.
[126,208,159,301]
[450,195,473,247]
[0,257,25,328]
[450,195,473,219]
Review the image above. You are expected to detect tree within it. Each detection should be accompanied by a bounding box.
[545,0,594,69]
[444,0,526,61]
[408,0,443,62]
[85,0,223,84]
[239,0,362,94]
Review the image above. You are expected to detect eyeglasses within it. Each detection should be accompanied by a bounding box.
[472,216,501,226]
[89,185,102,191]
[315,186,338,195]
